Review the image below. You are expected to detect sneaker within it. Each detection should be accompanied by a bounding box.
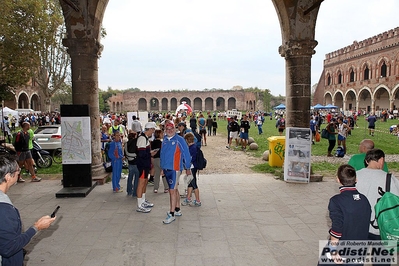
[148,180,154,185]
[136,206,151,213]
[163,212,176,224]
[31,177,42,182]
[17,177,26,183]
[181,198,191,206]
[142,200,154,208]
[189,200,201,207]
[175,210,182,216]
[226,146,230,149]
[113,188,123,193]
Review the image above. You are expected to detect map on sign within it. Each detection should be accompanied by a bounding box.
[61,117,91,164]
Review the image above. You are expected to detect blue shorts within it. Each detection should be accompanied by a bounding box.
[163,169,180,190]
[240,132,249,139]
[338,134,346,141]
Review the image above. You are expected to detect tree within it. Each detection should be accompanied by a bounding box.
[52,82,72,107]
[0,0,55,97]
[33,0,69,112]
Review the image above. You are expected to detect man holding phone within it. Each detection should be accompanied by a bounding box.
[0,154,56,265]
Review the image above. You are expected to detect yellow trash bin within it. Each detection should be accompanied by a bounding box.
[267,136,285,167]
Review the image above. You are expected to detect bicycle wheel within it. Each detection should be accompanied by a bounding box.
[36,154,53,168]
[53,148,62,164]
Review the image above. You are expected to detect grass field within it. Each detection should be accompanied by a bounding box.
[19,115,399,177]
[214,115,399,176]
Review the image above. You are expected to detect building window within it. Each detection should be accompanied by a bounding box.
[364,66,369,80]
[327,74,331,85]
[338,71,342,84]
[381,62,387,77]
[350,69,355,82]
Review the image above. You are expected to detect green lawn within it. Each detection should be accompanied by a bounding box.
[215,115,399,176]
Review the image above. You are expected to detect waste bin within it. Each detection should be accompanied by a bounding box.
[267,136,285,167]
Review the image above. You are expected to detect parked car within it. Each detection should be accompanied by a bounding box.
[34,125,61,151]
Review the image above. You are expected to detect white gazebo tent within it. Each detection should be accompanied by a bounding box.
[0,107,19,127]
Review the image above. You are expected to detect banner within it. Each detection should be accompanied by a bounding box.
[284,127,311,183]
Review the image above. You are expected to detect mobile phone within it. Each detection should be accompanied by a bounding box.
[50,206,60,218]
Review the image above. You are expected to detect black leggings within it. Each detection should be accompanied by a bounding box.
[328,139,336,152]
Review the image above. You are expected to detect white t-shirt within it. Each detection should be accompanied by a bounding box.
[356,168,399,235]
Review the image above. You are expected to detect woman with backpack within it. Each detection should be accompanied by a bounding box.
[326,119,338,157]
[182,132,201,207]
[124,131,139,197]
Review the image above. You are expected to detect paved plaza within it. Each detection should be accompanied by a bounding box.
[12,173,338,266]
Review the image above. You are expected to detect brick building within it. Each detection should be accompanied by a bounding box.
[108,89,259,113]
[313,27,399,115]
[3,85,42,112]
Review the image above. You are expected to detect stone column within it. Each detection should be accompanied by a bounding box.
[279,40,318,128]
[371,99,375,114]
[63,38,104,176]
[356,100,359,113]
[343,100,346,112]
[390,98,394,112]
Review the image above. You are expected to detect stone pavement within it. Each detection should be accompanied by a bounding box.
[11,173,339,266]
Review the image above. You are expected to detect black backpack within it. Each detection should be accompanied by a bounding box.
[12,131,26,151]
[196,147,207,170]
[125,138,138,162]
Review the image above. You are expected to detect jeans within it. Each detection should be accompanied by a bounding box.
[258,125,263,134]
[127,164,139,196]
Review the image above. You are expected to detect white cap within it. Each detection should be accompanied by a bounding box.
[144,122,156,129]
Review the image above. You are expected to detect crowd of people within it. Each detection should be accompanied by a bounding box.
[101,112,209,224]
[1,107,398,263]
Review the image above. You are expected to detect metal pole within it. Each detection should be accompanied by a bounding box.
[1,99,5,145]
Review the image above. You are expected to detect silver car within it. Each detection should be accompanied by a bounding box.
[34,125,62,151]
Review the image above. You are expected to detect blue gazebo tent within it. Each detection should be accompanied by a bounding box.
[273,103,286,110]
[312,104,325,109]
[325,104,338,109]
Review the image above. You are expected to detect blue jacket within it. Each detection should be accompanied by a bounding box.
[188,144,198,169]
[160,134,191,171]
[107,140,123,161]
[0,191,36,266]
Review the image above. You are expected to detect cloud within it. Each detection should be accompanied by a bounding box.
[99,0,399,96]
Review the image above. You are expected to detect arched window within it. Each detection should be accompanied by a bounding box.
[381,62,387,77]
[349,68,355,82]
[364,66,370,80]
[338,71,342,84]
[327,74,331,85]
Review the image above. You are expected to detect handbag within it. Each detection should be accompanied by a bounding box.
[315,131,321,142]
[321,128,329,139]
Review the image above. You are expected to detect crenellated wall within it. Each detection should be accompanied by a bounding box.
[313,27,399,113]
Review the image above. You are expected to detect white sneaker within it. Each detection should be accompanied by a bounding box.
[163,212,176,224]
[143,200,154,208]
[136,206,151,213]
[181,198,191,206]
[175,210,182,216]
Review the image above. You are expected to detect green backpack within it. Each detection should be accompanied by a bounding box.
[373,173,399,248]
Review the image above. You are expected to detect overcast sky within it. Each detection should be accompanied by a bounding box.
[98,0,399,96]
